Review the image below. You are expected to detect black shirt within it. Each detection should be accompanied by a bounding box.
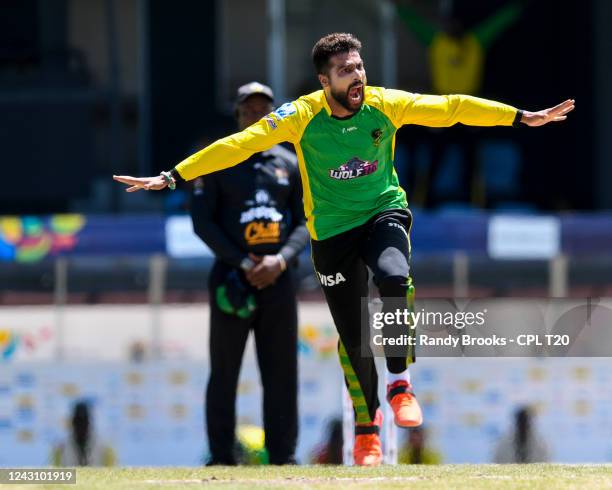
[190,145,308,268]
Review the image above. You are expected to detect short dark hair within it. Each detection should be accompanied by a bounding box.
[312,32,362,75]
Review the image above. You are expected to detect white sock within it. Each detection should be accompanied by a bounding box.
[387,368,411,385]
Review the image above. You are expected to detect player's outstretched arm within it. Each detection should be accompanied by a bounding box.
[519,99,575,127]
[113,101,303,192]
[113,175,167,192]
[387,88,576,129]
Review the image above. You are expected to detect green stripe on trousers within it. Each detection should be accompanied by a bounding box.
[338,341,372,425]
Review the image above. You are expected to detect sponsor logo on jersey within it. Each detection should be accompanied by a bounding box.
[241,189,283,223]
[264,102,296,130]
[342,126,358,133]
[371,128,383,147]
[272,102,296,120]
[264,117,277,130]
[244,221,280,245]
[240,206,283,223]
[316,271,347,287]
[329,157,378,180]
[255,189,270,204]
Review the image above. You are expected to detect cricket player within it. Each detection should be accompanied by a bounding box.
[114,33,574,466]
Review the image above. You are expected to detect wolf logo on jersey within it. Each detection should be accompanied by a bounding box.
[329,157,378,180]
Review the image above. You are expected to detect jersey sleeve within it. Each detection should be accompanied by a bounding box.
[175,101,307,181]
[382,88,519,129]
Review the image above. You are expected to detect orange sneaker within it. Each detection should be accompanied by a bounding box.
[353,408,383,466]
[387,380,423,427]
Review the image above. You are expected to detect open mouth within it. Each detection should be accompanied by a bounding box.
[348,83,363,104]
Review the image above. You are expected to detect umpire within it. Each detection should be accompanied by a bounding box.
[191,82,308,465]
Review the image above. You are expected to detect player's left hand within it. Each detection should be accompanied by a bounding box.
[520,99,575,127]
[245,253,282,289]
[113,175,168,192]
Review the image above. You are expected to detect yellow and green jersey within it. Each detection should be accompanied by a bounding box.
[175,86,519,240]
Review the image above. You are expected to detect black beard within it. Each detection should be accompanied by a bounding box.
[330,85,363,113]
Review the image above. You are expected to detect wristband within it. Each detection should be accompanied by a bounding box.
[170,167,185,183]
[512,110,524,128]
[240,257,255,271]
[160,171,176,190]
[276,254,287,272]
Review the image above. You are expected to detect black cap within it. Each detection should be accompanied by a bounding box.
[235,81,274,105]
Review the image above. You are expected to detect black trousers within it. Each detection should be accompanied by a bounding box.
[206,261,298,464]
[310,209,415,425]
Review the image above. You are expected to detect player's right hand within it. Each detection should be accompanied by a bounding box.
[113,175,167,192]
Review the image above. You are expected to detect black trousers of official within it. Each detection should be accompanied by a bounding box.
[206,261,298,464]
[310,209,415,425]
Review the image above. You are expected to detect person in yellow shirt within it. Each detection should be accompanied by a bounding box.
[396,1,523,95]
[396,1,524,207]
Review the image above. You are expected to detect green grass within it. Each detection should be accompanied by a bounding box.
[11,464,612,490]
